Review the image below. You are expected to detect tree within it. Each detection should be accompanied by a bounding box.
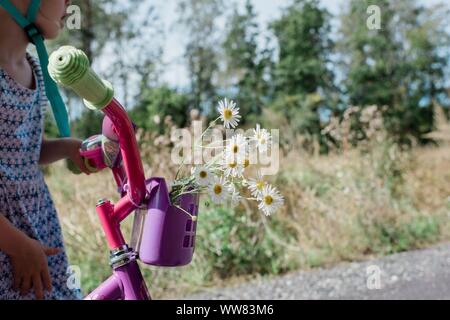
[269,0,335,144]
[51,0,153,62]
[338,0,450,142]
[47,0,162,138]
[177,0,224,114]
[222,0,271,125]
[131,86,191,134]
[272,0,333,96]
[71,110,104,139]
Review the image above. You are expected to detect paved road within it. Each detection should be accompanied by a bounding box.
[184,243,450,300]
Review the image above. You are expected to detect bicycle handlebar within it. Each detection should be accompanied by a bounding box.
[48,46,114,110]
[48,46,147,208]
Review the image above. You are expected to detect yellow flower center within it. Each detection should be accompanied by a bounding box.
[243,159,250,168]
[228,162,237,168]
[199,171,207,178]
[264,195,273,205]
[214,185,222,195]
[224,109,233,120]
[256,181,264,190]
[232,144,239,153]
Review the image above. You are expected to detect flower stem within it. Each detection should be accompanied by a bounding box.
[175,205,198,221]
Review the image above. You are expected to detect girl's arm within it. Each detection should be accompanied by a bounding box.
[39,137,80,165]
[39,137,90,174]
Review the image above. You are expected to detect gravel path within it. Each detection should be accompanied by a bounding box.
[184,243,450,300]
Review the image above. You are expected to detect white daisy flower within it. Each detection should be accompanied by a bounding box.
[247,172,267,198]
[208,176,229,204]
[191,165,213,187]
[223,159,245,178]
[217,98,241,129]
[225,133,247,160]
[228,184,242,207]
[258,184,284,216]
[252,124,271,153]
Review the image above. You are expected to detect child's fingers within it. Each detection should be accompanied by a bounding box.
[79,158,92,175]
[81,166,91,175]
[72,156,91,175]
[42,246,61,256]
[32,274,44,300]
[41,270,52,293]
[20,275,31,296]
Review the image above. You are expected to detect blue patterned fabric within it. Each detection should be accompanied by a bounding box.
[0,53,81,300]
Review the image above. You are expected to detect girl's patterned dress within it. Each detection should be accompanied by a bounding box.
[0,53,81,300]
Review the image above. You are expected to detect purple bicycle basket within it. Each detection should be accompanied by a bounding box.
[131,177,200,267]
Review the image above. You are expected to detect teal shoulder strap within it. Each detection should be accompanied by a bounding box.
[26,0,40,22]
[0,0,71,137]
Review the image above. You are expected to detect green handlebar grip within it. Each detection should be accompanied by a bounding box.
[66,158,81,175]
[48,46,114,110]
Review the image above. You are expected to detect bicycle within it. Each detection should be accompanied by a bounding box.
[48,46,200,300]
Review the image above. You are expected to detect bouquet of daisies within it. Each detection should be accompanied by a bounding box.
[170,99,284,217]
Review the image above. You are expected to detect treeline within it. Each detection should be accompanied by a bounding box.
[46,0,450,150]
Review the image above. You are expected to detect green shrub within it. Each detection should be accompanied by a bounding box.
[196,206,297,278]
[366,215,441,255]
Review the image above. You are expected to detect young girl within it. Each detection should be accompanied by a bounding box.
[0,0,90,299]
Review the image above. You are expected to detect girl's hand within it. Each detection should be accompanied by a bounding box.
[67,139,91,175]
[9,237,61,300]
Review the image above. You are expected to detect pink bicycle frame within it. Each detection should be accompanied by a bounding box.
[84,98,150,300]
